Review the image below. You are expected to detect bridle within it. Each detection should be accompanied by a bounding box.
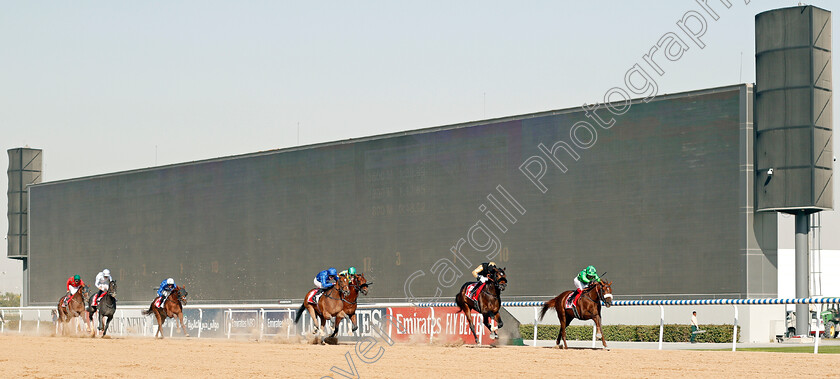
[585,282,613,307]
[476,269,506,302]
[600,282,613,307]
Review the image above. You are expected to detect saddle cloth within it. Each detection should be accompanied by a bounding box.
[155,296,165,308]
[565,291,577,309]
[92,293,105,307]
[306,289,322,305]
[466,283,484,302]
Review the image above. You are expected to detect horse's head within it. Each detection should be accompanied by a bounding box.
[598,281,613,307]
[109,281,118,296]
[175,286,188,305]
[81,285,91,299]
[492,267,507,291]
[335,275,350,297]
[354,273,370,296]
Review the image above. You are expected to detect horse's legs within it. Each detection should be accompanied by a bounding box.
[319,314,329,344]
[482,313,497,339]
[329,314,344,339]
[562,313,575,349]
[102,315,112,337]
[155,311,164,339]
[558,320,568,349]
[178,311,189,337]
[350,313,358,333]
[593,314,606,348]
[460,301,479,343]
[494,312,504,330]
[306,305,319,335]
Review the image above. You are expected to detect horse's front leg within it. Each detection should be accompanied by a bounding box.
[102,316,112,337]
[319,314,329,344]
[330,313,345,339]
[494,312,504,329]
[593,315,606,348]
[482,313,497,340]
[349,313,358,333]
[178,312,189,337]
[155,312,164,339]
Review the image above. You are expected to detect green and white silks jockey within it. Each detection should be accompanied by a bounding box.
[572,265,600,305]
[338,266,357,278]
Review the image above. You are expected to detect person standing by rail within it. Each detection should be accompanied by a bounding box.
[690,311,699,343]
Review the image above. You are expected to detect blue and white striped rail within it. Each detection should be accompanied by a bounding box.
[416,297,840,308]
[614,297,840,306]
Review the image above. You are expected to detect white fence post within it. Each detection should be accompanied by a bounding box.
[260,308,265,341]
[429,307,435,344]
[732,305,738,352]
[658,305,664,350]
[477,313,482,345]
[533,306,538,347]
[36,310,41,334]
[197,309,203,338]
[18,310,21,333]
[814,317,820,354]
[286,310,292,338]
[226,309,232,339]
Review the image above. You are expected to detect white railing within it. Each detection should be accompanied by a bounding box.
[3,297,838,354]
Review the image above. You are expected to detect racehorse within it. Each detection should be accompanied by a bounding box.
[88,281,117,337]
[293,275,351,344]
[142,286,189,339]
[338,273,372,334]
[539,280,613,349]
[56,285,92,335]
[454,266,508,343]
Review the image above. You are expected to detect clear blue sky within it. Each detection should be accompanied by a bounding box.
[1,1,838,293]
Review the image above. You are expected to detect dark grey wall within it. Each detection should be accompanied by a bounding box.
[28,85,769,305]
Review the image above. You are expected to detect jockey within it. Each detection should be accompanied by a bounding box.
[157,278,177,307]
[469,262,497,297]
[92,269,113,307]
[314,268,338,293]
[572,265,601,305]
[64,274,85,305]
[338,266,357,278]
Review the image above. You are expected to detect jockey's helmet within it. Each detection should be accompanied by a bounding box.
[73,274,81,282]
[489,262,497,267]
[327,267,337,276]
[103,269,111,277]
[166,278,174,285]
[348,267,356,275]
[586,266,597,275]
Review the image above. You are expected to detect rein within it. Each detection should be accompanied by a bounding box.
[582,282,611,305]
[477,277,505,302]
[323,286,347,301]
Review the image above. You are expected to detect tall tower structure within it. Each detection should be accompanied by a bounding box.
[755,6,834,335]
[7,148,42,305]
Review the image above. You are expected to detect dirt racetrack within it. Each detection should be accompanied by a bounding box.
[0,334,837,378]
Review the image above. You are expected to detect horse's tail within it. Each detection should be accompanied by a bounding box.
[294,303,305,324]
[141,303,154,316]
[539,297,557,321]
